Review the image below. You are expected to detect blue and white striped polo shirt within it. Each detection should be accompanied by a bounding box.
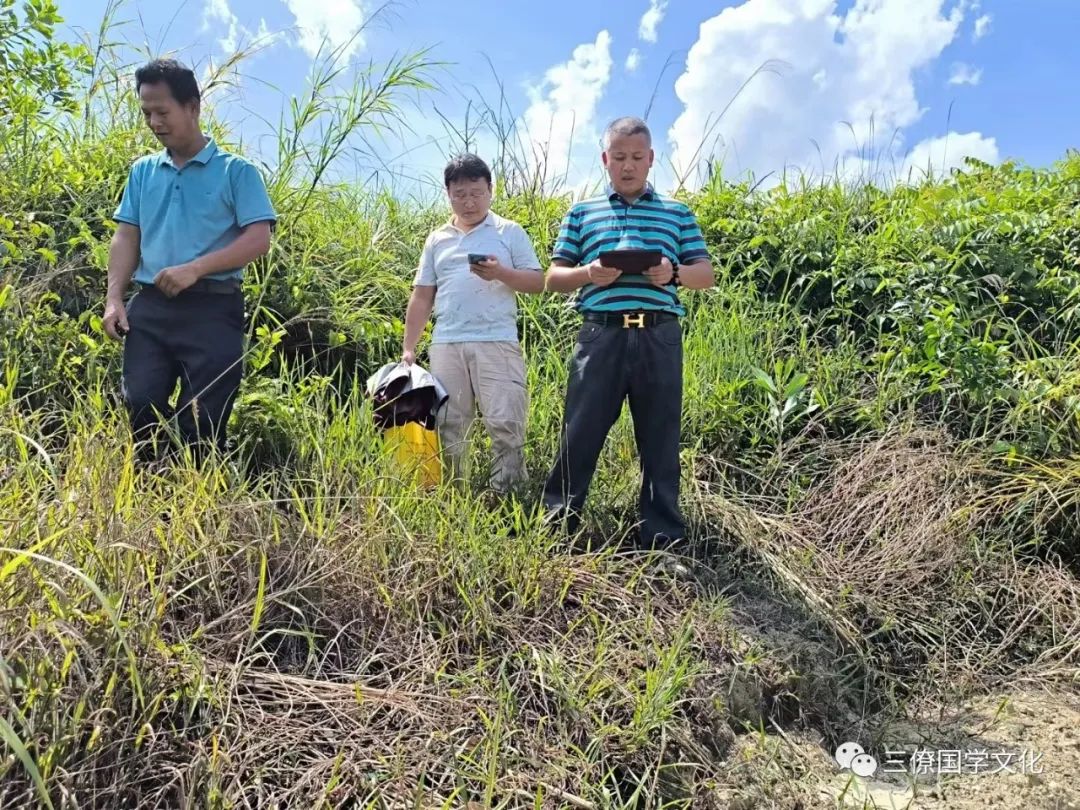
[551,184,710,316]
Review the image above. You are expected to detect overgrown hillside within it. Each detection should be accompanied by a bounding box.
[3,5,1080,809]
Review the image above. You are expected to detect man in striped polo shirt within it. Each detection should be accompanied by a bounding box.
[542,116,714,552]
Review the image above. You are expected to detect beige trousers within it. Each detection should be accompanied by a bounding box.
[428,341,528,492]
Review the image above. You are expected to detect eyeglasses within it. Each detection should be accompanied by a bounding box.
[450,190,490,202]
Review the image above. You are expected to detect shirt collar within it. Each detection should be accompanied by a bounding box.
[445,210,495,232]
[189,137,218,164]
[607,182,656,204]
[157,136,218,169]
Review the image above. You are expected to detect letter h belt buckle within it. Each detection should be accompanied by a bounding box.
[622,312,646,329]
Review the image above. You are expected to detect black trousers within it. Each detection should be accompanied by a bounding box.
[542,315,686,545]
[121,285,244,463]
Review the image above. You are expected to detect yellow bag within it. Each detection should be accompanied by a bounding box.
[383,422,441,488]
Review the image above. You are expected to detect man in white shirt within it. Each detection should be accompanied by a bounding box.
[402,154,544,493]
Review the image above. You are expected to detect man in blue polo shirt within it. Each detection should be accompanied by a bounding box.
[542,116,714,552]
[102,59,276,463]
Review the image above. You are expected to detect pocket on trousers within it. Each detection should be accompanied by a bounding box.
[228,294,246,330]
[577,322,604,344]
[499,342,527,388]
[657,319,683,346]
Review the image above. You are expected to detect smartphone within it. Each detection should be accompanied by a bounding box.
[468,253,492,265]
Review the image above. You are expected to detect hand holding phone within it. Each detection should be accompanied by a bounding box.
[468,253,503,282]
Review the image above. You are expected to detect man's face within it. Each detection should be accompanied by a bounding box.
[447,177,492,226]
[603,133,654,197]
[139,81,199,152]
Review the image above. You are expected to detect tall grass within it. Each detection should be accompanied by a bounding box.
[3,3,1080,808]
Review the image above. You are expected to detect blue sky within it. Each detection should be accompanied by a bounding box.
[57,0,1080,197]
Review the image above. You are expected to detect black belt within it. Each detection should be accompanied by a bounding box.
[583,310,679,329]
[137,278,241,295]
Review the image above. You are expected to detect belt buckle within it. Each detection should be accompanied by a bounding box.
[622,312,646,329]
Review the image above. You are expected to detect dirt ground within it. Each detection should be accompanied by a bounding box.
[703,513,1080,810]
[758,688,1080,809]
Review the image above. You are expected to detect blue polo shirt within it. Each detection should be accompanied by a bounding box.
[551,183,710,315]
[113,138,277,284]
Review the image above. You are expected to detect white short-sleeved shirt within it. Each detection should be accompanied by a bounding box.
[414,211,542,344]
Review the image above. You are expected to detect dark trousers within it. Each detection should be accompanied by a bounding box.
[121,285,245,463]
[542,315,686,545]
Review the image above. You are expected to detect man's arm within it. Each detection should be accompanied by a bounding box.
[500,266,545,293]
[153,221,273,297]
[188,221,272,276]
[643,255,714,290]
[470,225,546,293]
[545,258,619,292]
[543,206,623,292]
[103,223,141,340]
[402,285,436,364]
[677,258,715,290]
[471,261,545,293]
[673,207,714,290]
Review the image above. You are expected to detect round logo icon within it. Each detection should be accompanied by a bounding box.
[851,753,879,777]
[835,742,877,777]
[835,742,865,770]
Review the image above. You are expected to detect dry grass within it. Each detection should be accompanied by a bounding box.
[1,423,779,808]
[703,430,1080,730]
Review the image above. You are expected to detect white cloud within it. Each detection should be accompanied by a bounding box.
[948,62,982,86]
[202,0,241,53]
[974,14,992,40]
[252,18,283,47]
[826,129,998,185]
[667,0,996,188]
[281,0,367,60]
[355,33,614,198]
[521,30,613,188]
[626,48,642,72]
[899,131,998,180]
[202,0,280,54]
[639,0,668,43]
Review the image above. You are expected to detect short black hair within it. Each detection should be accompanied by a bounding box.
[604,116,652,149]
[444,153,492,188]
[135,58,201,105]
